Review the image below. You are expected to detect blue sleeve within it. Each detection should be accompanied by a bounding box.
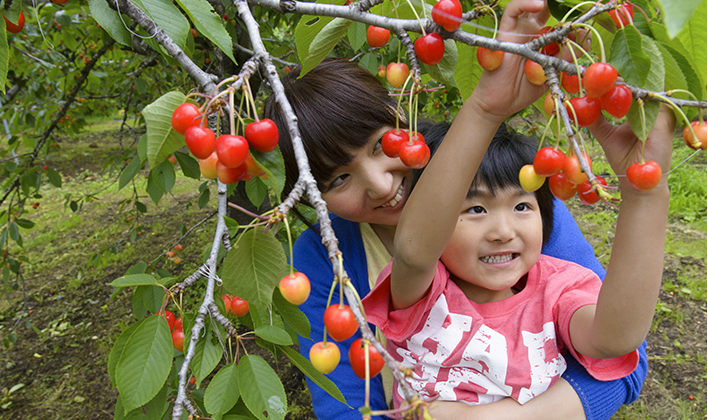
[293,219,391,420]
[543,199,648,420]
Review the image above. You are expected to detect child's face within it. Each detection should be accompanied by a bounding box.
[441,184,544,303]
[320,126,414,228]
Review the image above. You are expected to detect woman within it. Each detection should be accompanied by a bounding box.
[264,3,647,418]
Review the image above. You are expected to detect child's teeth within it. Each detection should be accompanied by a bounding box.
[482,254,514,263]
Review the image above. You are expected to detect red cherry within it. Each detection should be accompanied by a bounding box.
[366,26,390,48]
[544,93,556,117]
[382,129,408,158]
[600,84,633,118]
[184,126,216,159]
[548,173,578,201]
[215,134,249,168]
[626,161,662,191]
[245,118,279,153]
[562,152,593,185]
[377,65,386,78]
[279,272,311,305]
[577,176,607,205]
[222,294,233,315]
[533,147,566,177]
[386,62,409,88]
[583,62,618,98]
[230,296,250,317]
[566,96,602,127]
[4,11,25,34]
[414,33,445,66]
[524,60,546,85]
[172,329,185,352]
[244,153,266,178]
[216,161,246,185]
[535,26,560,56]
[171,103,202,135]
[608,4,634,29]
[476,47,504,71]
[324,304,359,342]
[399,136,430,169]
[173,244,183,251]
[166,250,176,258]
[682,121,707,150]
[174,317,183,331]
[431,0,463,32]
[560,73,580,94]
[156,310,177,331]
[348,338,385,379]
[199,151,219,179]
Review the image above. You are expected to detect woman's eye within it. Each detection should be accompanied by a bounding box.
[466,205,485,214]
[326,174,349,190]
[373,137,383,153]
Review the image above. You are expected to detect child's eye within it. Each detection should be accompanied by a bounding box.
[515,202,532,211]
[466,205,486,214]
[325,174,349,191]
[373,136,383,153]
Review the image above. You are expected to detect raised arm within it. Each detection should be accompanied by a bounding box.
[389,0,549,309]
[569,105,675,358]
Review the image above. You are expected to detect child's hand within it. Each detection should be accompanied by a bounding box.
[469,0,550,121]
[588,104,676,191]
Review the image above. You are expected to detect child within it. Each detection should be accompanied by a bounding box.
[362,104,673,410]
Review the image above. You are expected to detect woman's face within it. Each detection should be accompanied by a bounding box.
[319,126,414,228]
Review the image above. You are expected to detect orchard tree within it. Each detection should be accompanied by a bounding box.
[0,0,706,419]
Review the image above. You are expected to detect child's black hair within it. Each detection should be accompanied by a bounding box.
[414,121,555,245]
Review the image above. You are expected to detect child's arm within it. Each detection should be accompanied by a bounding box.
[569,105,675,358]
[389,0,550,309]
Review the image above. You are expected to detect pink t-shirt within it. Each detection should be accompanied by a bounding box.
[362,255,638,407]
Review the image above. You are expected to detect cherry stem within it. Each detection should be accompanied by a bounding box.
[653,92,702,145]
[364,339,371,408]
[323,279,337,342]
[560,1,598,23]
[405,0,426,35]
[245,78,261,122]
[284,215,294,276]
[573,22,605,62]
[229,89,236,136]
[638,98,647,164]
[565,38,586,94]
[538,111,556,148]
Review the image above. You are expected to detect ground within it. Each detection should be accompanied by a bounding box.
[0,126,705,419]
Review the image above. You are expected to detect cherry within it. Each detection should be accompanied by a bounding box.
[543,93,556,117]
[523,59,546,86]
[52,0,69,3]
[566,95,602,127]
[199,151,219,179]
[244,153,266,178]
[627,160,662,191]
[682,121,707,150]
[476,47,504,71]
[184,126,216,159]
[216,161,246,185]
[173,244,182,251]
[174,317,183,331]
[157,310,177,331]
[324,304,359,342]
[222,294,233,315]
[172,329,185,352]
[563,152,593,185]
[245,118,279,153]
[377,65,386,78]
[366,26,390,48]
[173,256,182,264]
[166,250,176,258]
[215,134,249,168]
[4,11,25,34]
[386,62,409,88]
[171,103,202,134]
[168,156,177,165]
[279,272,311,305]
[577,176,607,205]
[608,4,634,29]
[431,0,463,32]
[560,73,580,94]
[518,164,546,192]
[348,338,385,379]
[535,26,560,56]
[414,33,445,66]
[600,84,633,118]
[583,62,618,98]
[230,296,250,317]
[382,129,408,158]
[548,172,578,201]
[399,136,430,169]
[310,341,340,374]
[533,147,566,177]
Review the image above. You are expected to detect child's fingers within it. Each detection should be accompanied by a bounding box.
[498,0,549,44]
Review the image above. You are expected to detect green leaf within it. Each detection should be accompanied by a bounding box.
[46,168,62,188]
[245,177,267,208]
[250,148,285,200]
[221,226,288,310]
[294,0,347,76]
[119,156,144,190]
[423,39,458,83]
[174,151,201,179]
[146,176,164,205]
[347,21,367,52]
[132,287,148,319]
[88,0,132,46]
[142,285,166,314]
[143,91,190,168]
[272,289,310,339]
[308,18,352,76]
[650,22,705,101]
[626,35,664,141]
[609,26,651,88]
[676,0,707,88]
[359,52,379,76]
[14,219,34,229]
[108,319,146,387]
[657,0,704,38]
[152,160,177,193]
[278,345,348,405]
[0,20,8,95]
[174,0,237,64]
[453,43,482,102]
[655,42,689,101]
[198,188,211,208]
[8,222,18,241]
[128,262,148,275]
[116,315,172,414]
[204,364,241,415]
[114,382,169,420]
[254,325,292,345]
[237,355,287,420]
[191,324,223,385]
[112,274,160,288]
[133,0,189,50]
